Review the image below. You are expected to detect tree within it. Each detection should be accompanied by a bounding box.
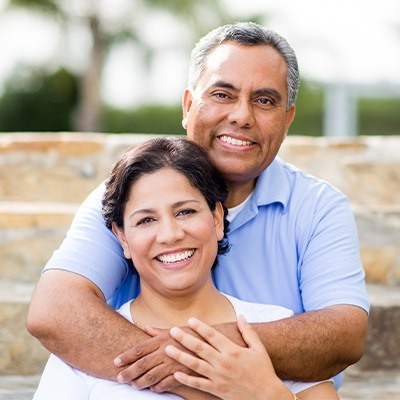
[0,67,78,131]
[4,0,226,132]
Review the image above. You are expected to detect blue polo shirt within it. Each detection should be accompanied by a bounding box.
[213,157,369,315]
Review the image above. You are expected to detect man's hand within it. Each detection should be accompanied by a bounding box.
[114,326,197,392]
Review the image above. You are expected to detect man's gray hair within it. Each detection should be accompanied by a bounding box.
[188,22,300,109]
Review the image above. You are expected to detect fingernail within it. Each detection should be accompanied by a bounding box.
[114,357,122,366]
[117,374,124,383]
[170,326,180,337]
[165,345,174,356]
[188,317,198,326]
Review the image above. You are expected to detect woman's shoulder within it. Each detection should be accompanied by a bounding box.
[223,294,294,323]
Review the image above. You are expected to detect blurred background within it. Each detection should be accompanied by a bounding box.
[0,0,399,136]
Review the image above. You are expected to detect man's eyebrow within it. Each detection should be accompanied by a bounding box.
[254,88,282,102]
[210,80,238,91]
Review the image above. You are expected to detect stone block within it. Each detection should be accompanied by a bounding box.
[0,281,49,375]
[0,133,159,202]
[0,202,77,282]
[356,284,400,371]
[354,206,400,285]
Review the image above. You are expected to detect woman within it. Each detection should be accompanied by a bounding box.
[33,137,338,399]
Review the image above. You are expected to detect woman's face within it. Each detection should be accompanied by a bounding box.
[113,167,224,299]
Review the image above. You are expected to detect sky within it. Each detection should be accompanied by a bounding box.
[0,0,399,108]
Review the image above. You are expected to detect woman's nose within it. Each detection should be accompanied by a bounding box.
[156,218,185,244]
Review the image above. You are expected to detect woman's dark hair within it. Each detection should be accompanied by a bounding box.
[102,137,230,268]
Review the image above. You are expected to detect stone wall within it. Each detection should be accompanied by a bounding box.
[1,132,399,286]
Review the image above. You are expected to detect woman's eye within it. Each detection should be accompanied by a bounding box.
[136,217,155,226]
[177,209,196,217]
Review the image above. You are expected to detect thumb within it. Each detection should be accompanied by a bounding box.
[237,315,265,351]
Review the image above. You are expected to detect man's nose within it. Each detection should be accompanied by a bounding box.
[228,99,255,128]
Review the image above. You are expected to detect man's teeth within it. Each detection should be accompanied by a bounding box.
[220,135,252,146]
[157,250,195,264]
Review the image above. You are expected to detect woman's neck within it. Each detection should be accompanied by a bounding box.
[131,279,235,329]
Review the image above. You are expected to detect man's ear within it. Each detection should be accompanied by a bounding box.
[182,88,193,130]
[284,104,296,138]
[213,202,225,241]
[112,222,131,259]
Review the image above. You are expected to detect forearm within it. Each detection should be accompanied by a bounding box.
[216,305,368,381]
[27,270,149,380]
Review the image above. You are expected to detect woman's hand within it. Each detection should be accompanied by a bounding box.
[165,315,294,400]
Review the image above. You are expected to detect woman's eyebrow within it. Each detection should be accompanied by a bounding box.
[172,199,201,208]
[129,208,154,219]
[129,199,201,219]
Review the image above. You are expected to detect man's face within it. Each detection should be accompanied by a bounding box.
[183,43,295,191]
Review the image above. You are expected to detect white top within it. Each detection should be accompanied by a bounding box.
[33,295,328,399]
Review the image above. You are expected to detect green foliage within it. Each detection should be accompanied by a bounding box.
[8,0,61,15]
[288,81,324,136]
[359,98,400,135]
[0,67,78,132]
[103,104,185,135]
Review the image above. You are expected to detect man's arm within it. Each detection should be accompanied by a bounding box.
[220,304,368,381]
[115,303,367,391]
[27,269,150,379]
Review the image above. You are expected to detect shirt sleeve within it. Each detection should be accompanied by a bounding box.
[43,182,130,302]
[298,184,370,313]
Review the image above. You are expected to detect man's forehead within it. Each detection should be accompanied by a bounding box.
[198,43,287,93]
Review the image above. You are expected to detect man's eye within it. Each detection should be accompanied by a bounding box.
[213,92,229,99]
[258,98,273,105]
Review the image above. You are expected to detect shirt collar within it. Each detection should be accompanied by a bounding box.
[253,156,290,213]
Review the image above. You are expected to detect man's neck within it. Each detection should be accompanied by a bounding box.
[225,179,256,208]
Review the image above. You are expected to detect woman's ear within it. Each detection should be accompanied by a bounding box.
[213,202,225,241]
[112,222,132,259]
[182,88,193,130]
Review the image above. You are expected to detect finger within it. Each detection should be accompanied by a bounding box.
[116,352,165,384]
[144,325,163,337]
[186,317,234,352]
[165,344,213,378]
[149,374,180,394]
[130,363,174,390]
[169,326,221,360]
[173,371,216,396]
[114,339,159,368]
[237,315,265,351]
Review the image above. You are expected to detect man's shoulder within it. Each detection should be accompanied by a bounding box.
[273,157,346,198]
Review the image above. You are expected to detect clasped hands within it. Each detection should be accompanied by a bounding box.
[114,316,290,400]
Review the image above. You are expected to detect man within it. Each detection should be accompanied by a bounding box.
[27,22,369,394]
